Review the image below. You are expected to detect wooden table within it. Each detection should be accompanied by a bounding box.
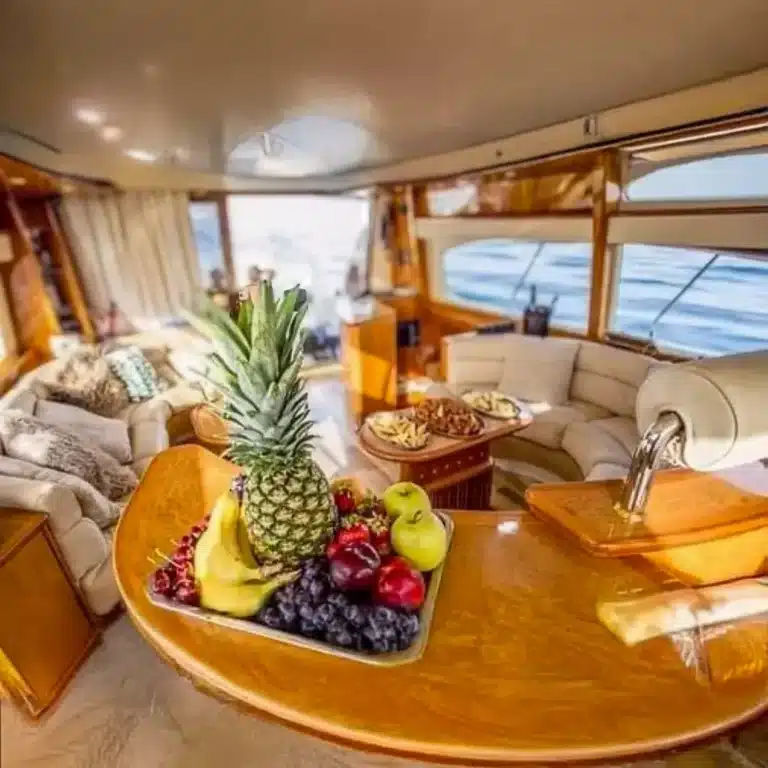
[114,446,768,765]
[358,407,532,509]
[0,510,100,718]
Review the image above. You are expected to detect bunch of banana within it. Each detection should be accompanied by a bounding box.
[194,492,297,617]
[369,412,428,449]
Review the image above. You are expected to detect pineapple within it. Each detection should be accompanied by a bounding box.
[191,282,336,568]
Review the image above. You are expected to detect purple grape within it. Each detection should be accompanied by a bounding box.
[327,592,350,610]
[293,589,312,607]
[395,631,413,651]
[298,603,316,623]
[299,619,322,638]
[302,557,327,578]
[344,604,368,629]
[397,613,420,637]
[308,577,330,605]
[326,616,348,635]
[275,583,297,604]
[372,606,397,627]
[327,628,355,648]
[231,474,246,501]
[362,624,383,646]
[314,603,337,628]
[277,603,297,629]
[259,606,283,630]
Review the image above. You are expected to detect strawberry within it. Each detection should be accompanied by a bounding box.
[370,528,392,556]
[336,523,371,547]
[333,488,357,515]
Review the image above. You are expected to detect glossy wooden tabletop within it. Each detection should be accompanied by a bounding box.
[114,446,768,765]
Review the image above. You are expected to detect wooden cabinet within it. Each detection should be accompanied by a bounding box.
[0,510,100,718]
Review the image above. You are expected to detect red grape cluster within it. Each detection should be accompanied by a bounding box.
[255,557,421,654]
[150,515,210,606]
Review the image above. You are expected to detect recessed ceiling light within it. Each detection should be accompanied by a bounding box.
[101,125,123,142]
[9,177,27,186]
[171,147,190,161]
[75,107,105,126]
[125,149,156,163]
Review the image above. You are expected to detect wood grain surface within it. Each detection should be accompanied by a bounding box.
[114,446,768,764]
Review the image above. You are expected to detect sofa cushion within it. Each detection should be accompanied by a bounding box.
[562,421,633,478]
[130,419,170,462]
[590,417,639,456]
[571,342,657,417]
[0,476,81,535]
[0,387,38,415]
[118,397,173,426]
[80,553,120,616]
[567,399,613,421]
[514,404,588,450]
[0,411,137,503]
[499,336,579,406]
[586,462,629,482]
[36,400,133,464]
[58,517,109,581]
[45,347,130,417]
[0,456,120,529]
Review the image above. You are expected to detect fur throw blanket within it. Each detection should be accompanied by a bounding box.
[0,410,137,503]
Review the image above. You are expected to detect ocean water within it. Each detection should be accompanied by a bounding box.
[444,240,768,357]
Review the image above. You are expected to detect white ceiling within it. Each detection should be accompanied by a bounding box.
[1,0,767,189]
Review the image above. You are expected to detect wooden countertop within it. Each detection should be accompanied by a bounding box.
[114,446,768,765]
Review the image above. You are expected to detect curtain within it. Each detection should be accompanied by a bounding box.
[60,190,202,322]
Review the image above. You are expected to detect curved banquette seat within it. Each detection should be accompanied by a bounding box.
[444,332,664,484]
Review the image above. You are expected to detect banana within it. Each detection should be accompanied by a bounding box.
[195,491,284,585]
[199,570,298,618]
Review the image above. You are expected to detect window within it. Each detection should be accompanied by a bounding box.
[227,195,370,354]
[188,201,225,291]
[626,151,768,201]
[441,239,591,329]
[611,244,768,356]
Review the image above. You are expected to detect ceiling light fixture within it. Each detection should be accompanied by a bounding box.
[125,149,156,163]
[75,107,105,126]
[101,125,123,142]
[8,177,27,186]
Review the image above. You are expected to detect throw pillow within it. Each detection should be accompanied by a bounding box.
[105,346,161,402]
[35,400,133,464]
[0,410,137,502]
[499,336,579,406]
[45,347,130,417]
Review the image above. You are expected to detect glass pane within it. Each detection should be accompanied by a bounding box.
[227,195,370,362]
[188,202,225,290]
[442,239,591,330]
[627,152,768,201]
[612,244,768,355]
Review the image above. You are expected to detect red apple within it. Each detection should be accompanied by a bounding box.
[329,542,381,591]
[374,560,426,611]
[337,523,371,547]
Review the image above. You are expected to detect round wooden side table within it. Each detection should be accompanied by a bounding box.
[189,404,229,455]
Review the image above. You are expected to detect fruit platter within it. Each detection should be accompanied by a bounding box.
[147,478,452,665]
[461,390,524,420]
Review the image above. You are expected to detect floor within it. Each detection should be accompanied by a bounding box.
[2,377,767,768]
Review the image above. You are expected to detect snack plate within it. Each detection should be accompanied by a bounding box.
[364,412,430,451]
[461,391,524,421]
[425,414,485,440]
[146,511,454,667]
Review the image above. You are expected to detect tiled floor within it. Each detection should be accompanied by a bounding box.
[2,376,766,767]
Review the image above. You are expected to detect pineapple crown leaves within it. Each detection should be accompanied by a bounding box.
[189,282,316,463]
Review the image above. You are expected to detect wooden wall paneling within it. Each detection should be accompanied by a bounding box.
[341,301,397,423]
[587,151,619,339]
[44,202,95,341]
[0,184,59,358]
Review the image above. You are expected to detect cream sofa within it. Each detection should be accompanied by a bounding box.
[444,332,662,484]
[0,344,210,615]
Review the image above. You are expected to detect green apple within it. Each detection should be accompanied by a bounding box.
[381,482,431,520]
[391,509,448,572]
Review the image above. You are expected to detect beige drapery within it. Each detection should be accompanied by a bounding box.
[60,190,201,321]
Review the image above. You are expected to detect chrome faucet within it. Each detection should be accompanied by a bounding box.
[619,412,684,519]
